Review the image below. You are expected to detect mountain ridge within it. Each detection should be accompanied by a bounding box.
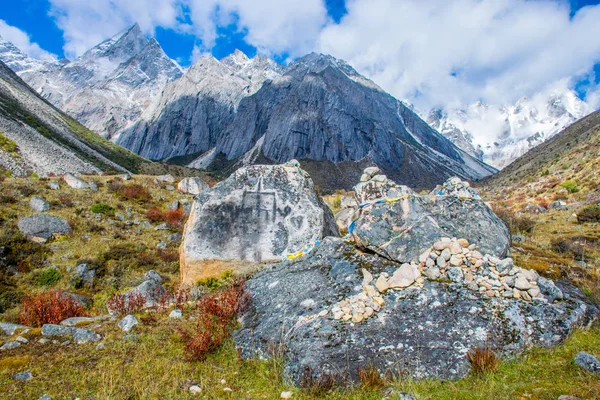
[0,24,494,189]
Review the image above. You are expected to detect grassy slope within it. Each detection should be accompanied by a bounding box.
[0,172,598,399]
[482,108,600,192]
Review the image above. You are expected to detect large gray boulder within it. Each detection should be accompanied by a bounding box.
[351,176,510,262]
[180,163,338,285]
[177,177,209,195]
[106,270,166,315]
[234,237,598,384]
[17,214,71,242]
[29,196,50,212]
[63,173,90,189]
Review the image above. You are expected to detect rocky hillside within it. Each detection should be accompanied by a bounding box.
[0,60,148,176]
[482,108,600,198]
[0,24,183,140]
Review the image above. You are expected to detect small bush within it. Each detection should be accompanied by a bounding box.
[18,290,86,327]
[146,207,164,223]
[17,185,36,197]
[146,207,187,229]
[0,194,16,204]
[468,347,499,375]
[493,207,536,234]
[0,230,50,273]
[179,280,249,361]
[0,132,18,153]
[57,193,73,207]
[301,367,336,395]
[577,205,600,223]
[358,363,385,388]
[196,271,234,290]
[35,268,61,286]
[90,202,115,216]
[119,184,151,202]
[560,180,579,194]
[0,356,30,372]
[158,249,179,263]
[107,291,146,317]
[163,208,186,230]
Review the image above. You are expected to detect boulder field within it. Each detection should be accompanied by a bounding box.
[232,167,598,384]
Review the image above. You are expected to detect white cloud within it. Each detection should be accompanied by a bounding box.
[316,0,600,110]
[14,0,600,114]
[48,0,185,58]
[0,19,57,61]
[186,0,328,58]
[47,0,328,60]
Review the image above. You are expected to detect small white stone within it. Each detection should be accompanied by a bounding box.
[189,385,202,394]
[281,391,293,399]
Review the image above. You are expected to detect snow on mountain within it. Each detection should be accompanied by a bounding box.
[0,23,183,139]
[426,86,592,169]
[118,51,495,190]
[0,24,495,189]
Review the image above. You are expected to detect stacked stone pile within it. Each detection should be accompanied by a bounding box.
[329,237,549,324]
[417,238,545,301]
[331,269,385,323]
[431,176,479,199]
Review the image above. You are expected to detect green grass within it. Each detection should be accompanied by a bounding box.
[0,131,17,153]
[61,116,147,173]
[0,175,599,399]
[0,315,598,399]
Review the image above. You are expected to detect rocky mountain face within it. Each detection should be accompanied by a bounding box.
[426,91,592,169]
[0,24,183,140]
[0,60,146,176]
[119,52,495,189]
[1,25,495,189]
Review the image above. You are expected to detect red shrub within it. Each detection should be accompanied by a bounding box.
[198,281,249,322]
[179,281,249,361]
[158,249,179,263]
[158,287,189,310]
[174,288,190,309]
[146,207,164,223]
[163,209,186,230]
[179,313,228,360]
[19,290,86,327]
[119,184,151,202]
[107,291,146,317]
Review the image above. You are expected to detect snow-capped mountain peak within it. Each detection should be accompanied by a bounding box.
[221,49,251,71]
[426,86,592,169]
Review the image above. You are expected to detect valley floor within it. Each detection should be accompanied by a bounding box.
[0,174,599,399]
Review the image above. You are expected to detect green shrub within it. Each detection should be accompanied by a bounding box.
[560,180,579,194]
[577,205,600,223]
[35,268,61,286]
[0,132,17,153]
[0,230,50,273]
[196,270,234,290]
[90,202,115,216]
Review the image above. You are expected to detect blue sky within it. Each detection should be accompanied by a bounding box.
[1,0,600,110]
[0,0,348,63]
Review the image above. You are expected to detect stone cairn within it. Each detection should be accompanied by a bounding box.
[329,237,545,325]
[359,166,389,184]
[433,176,479,199]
